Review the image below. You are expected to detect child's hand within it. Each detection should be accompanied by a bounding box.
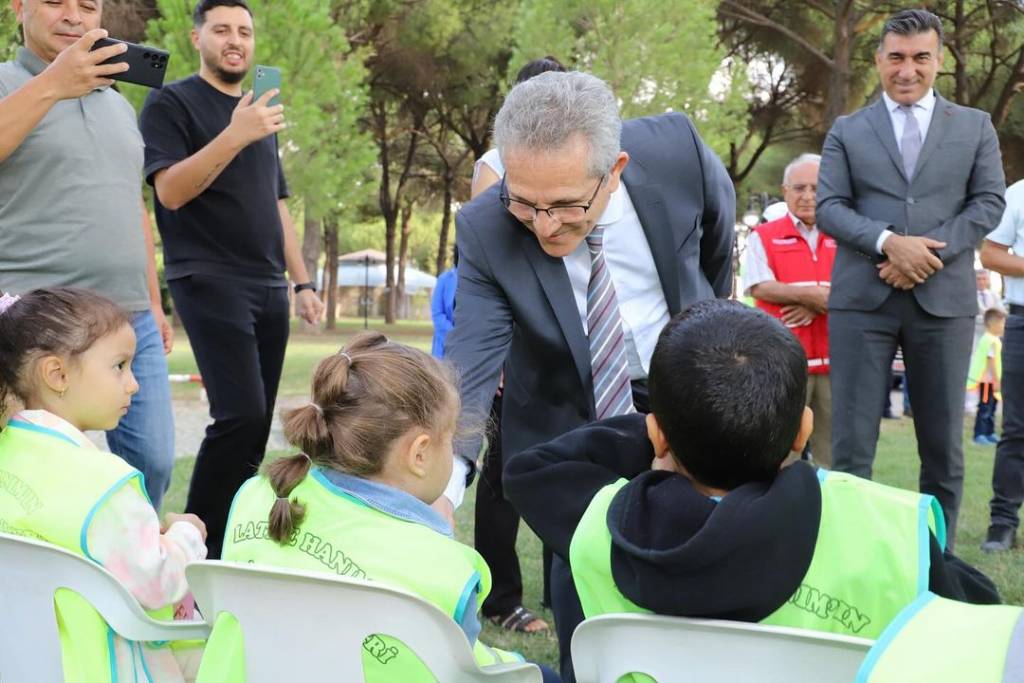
[164,513,208,541]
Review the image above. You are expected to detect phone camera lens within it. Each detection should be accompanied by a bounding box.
[143,52,151,59]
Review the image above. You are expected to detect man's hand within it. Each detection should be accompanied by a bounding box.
[40,29,129,100]
[152,304,174,354]
[163,512,208,541]
[881,234,946,284]
[878,261,916,290]
[801,285,830,314]
[431,495,455,527]
[296,289,324,325]
[226,90,285,148]
[781,304,816,327]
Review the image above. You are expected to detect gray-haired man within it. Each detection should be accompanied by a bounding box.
[444,70,735,680]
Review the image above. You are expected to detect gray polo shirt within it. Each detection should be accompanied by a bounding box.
[0,47,149,312]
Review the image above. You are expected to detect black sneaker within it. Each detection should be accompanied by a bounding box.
[981,524,1016,553]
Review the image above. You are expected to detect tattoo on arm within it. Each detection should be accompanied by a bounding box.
[196,162,226,190]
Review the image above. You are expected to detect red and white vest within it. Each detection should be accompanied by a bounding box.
[754,215,837,375]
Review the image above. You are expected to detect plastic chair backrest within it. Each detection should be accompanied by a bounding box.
[0,532,209,682]
[571,612,873,682]
[185,560,541,682]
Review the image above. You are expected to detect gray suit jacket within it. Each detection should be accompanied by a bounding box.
[817,94,1005,317]
[446,112,735,465]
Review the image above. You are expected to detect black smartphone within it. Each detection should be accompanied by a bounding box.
[90,38,170,89]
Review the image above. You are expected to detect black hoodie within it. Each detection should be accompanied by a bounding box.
[504,414,1000,622]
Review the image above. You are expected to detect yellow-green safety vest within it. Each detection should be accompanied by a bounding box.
[197,468,523,682]
[0,419,176,683]
[967,332,1003,400]
[857,592,1024,682]
[570,470,943,638]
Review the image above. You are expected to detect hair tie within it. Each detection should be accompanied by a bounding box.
[299,452,312,464]
[309,403,324,415]
[338,351,353,364]
[277,496,291,503]
[0,293,20,316]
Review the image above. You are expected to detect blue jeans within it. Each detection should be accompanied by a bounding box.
[105,311,175,510]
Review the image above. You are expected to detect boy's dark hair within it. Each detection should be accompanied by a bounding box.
[879,9,944,51]
[193,0,253,26]
[514,56,566,85]
[0,288,130,424]
[984,307,1007,327]
[648,300,808,490]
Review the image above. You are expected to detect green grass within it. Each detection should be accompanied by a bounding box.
[161,333,1024,670]
[165,318,433,398]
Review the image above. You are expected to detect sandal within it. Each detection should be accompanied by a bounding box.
[489,605,550,633]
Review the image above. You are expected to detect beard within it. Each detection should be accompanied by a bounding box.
[211,63,247,84]
[200,45,248,85]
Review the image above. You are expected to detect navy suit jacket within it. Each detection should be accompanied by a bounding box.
[446,112,735,464]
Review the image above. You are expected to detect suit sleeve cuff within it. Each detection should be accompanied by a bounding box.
[443,456,472,508]
[876,229,895,255]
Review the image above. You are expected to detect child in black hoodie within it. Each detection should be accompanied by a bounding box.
[505,300,999,673]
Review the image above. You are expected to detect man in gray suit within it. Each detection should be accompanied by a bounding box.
[444,71,734,679]
[818,8,1006,549]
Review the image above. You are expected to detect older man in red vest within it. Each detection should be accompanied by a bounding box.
[743,153,837,465]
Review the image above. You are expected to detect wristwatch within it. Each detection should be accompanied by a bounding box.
[294,282,317,294]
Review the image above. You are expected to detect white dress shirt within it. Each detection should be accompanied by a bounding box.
[985,179,1024,305]
[563,183,670,378]
[876,89,937,253]
[742,212,821,296]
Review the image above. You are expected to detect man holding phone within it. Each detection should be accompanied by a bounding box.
[0,0,176,510]
[140,0,323,558]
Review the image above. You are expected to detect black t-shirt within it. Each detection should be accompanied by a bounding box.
[140,75,288,284]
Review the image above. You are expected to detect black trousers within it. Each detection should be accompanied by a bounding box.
[991,312,1024,529]
[475,393,525,618]
[169,274,290,559]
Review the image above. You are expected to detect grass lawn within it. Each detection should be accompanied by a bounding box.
[161,329,1024,670]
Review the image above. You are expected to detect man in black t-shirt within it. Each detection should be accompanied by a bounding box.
[140,0,323,558]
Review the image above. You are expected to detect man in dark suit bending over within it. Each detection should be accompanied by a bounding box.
[443,70,735,680]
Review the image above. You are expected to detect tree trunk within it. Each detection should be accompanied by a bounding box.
[992,45,1024,129]
[301,202,322,330]
[824,5,852,127]
[436,173,453,275]
[952,0,968,103]
[324,218,339,331]
[397,200,413,320]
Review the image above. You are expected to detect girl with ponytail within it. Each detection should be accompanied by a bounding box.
[204,333,559,682]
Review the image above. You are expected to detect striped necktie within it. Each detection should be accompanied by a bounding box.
[586,226,636,419]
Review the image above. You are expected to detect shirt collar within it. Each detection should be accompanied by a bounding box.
[18,46,110,91]
[595,183,625,227]
[316,467,453,537]
[16,47,47,77]
[882,88,936,114]
[787,211,817,233]
[12,409,96,449]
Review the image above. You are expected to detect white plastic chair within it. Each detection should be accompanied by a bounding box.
[0,532,210,682]
[571,613,873,682]
[185,560,542,682]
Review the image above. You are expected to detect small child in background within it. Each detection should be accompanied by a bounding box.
[0,288,207,683]
[199,332,559,683]
[969,308,1007,445]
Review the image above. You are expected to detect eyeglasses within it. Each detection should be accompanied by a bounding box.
[500,175,606,223]
[785,183,818,195]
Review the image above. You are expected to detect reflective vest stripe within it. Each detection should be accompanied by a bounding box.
[808,359,830,368]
